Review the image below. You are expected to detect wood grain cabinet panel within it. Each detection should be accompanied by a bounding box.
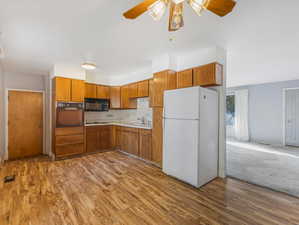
[128,83,138,98]
[55,77,71,102]
[97,85,110,99]
[193,62,223,87]
[166,70,177,90]
[85,83,97,99]
[55,143,84,157]
[115,126,122,149]
[177,69,193,88]
[149,79,154,107]
[71,79,85,102]
[152,107,163,166]
[121,127,139,156]
[98,126,113,150]
[85,126,98,153]
[110,86,121,109]
[121,85,137,109]
[139,129,152,161]
[137,80,149,97]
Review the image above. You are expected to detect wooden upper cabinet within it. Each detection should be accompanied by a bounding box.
[177,69,193,89]
[55,77,71,102]
[110,86,121,109]
[137,80,149,97]
[85,83,96,98]
[128,83,138,98]
[166,70,177,90]
[97,85,110,99]
[121,85,137,109]
[151,70,176,107]
[71,79,84,102]
[149,79,154,107]
[193,62,223,87]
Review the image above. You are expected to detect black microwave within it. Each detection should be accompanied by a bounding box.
[84,98,109,112]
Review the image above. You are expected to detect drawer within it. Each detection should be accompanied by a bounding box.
[55,143,84,157]
[121,127,139,133]
[55,127,84,136]
[56,134,84,146]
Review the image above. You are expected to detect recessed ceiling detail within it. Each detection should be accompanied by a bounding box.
[123,0,236,31]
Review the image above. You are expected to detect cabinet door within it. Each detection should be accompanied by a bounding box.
[97,85,110,99]
[152,71,168,107]
[166,70,177,90]
[55,77,71,102]
[110,86,121,109]
[177,69,193,89]
[115,126,122,149]
[193,62,223,87]
[71,79,85,102]
[137,80,149,97]
[121,127,139,156]
[139,129,152,161]
[85,83,97,98]
[121,85,137,109]
[149,79,154,107]
[85,126,98,153]
[152,107,163,166]
[98,126,112,150]
[128,83,138,98]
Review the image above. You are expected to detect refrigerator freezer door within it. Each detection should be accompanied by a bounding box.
[164,87,200,119]
[163,118,200,187]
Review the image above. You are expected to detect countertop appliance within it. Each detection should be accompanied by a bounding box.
[84,98,109,112]
[56,102,84,127]
[163,86,219,188]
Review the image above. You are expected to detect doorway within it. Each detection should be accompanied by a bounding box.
[8,90,44,160]
[284,88,299,147]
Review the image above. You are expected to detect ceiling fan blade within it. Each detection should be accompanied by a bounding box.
[203,0,236,17]
[168,2,184,32]
[123,0,160,19]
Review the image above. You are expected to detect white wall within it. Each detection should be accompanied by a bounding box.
[50,63,86,80]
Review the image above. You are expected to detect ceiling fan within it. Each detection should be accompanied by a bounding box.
[123,0,236,31]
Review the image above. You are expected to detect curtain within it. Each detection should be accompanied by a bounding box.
[234,89,249,141]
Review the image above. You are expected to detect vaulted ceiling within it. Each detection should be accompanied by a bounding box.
[0,0,298,87]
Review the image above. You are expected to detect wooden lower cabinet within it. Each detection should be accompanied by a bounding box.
[85,125,114,153]
[152,107,163,166]
[121,127,139,156]
[139,129,152,161]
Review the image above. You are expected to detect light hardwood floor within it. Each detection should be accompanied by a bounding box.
[1,151,299,225]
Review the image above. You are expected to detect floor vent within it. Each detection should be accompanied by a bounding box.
[4,175,15,183]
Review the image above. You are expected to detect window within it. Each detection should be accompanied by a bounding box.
[226,94,235,126]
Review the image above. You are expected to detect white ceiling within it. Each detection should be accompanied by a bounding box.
[0,0,299,87]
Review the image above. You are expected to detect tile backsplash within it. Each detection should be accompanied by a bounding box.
[85,97,152,123]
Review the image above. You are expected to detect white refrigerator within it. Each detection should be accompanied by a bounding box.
[162,86,219,187]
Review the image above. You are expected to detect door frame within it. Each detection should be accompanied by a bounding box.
[282,87,299,146]
[5,89,45,160]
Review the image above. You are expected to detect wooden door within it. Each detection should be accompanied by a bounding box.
[71,79,84,102]
[85,126,98,153]
[85,83,97,98]
[139,129,152,161]
[8,91,43,159]
[97,85,110,99]
[177,69,193,88]
[152,107,163,166]
[137,80,149,97]
[110,86,121,109]
[55,77,71,101]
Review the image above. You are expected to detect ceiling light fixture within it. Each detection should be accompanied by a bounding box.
[81,62,96,70]
[172,0,185,4]
[148,0,167,21]
[188,0,204,16]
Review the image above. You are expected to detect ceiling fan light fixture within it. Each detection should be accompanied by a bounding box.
[81,62,96,70]
[188,0,204,16]
[172,0,185,4]
[148,0,167,21]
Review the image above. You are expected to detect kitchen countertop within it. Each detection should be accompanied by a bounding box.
[85,121,152,130]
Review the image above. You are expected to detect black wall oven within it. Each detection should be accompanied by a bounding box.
[56,102,84,127]
[84,98,109,112]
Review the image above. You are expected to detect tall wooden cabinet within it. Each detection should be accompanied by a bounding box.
[152,107,163,166]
